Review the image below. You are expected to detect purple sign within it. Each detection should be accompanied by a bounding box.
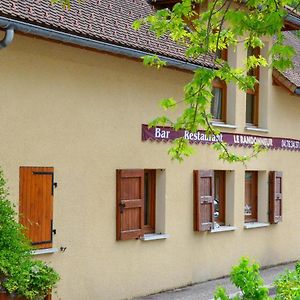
[142,124,300,151]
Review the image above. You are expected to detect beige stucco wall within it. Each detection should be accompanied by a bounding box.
[0,32,300,300]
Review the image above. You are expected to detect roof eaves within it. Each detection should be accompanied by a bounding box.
[272,69,299,96]
[285,14,300,30]
[0,15,204,72]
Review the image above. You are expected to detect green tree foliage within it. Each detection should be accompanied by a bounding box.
[52,0,299,162]
[214,257,270,300]
[0,168,59,299]
[214,258,300,300]
[133,0,299,162]
[274,262,300,299]
[51,0,71,7]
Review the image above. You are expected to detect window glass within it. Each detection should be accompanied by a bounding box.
[211,87,223,120]
[246,47,259,126]
[213,170,225,225]
[244,171,258,222]
[246,93,255,124]
[144,171,150,226]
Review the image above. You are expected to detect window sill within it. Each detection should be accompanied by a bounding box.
[210,226,237,233]
[211,122,237,129]
[31,248,59,255]
[245,126,269,133]
[140,233,169,241]
[244,222,270,229]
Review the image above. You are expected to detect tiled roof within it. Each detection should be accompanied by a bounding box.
[282,31,300,88]
[0,0,214,68]
[0,1,299,90]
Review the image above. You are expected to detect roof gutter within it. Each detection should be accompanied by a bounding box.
[0,16,201,72]
[0,26,14,49]
[286,13,300,28]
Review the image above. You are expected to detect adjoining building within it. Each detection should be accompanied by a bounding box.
[0,1,300,299]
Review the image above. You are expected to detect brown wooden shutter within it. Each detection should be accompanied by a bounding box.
[194,170,214,231]
[116,170,144,240]
[269,171,283,224]
[19,167,54,249]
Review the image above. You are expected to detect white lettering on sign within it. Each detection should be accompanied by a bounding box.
[184,130,223,142]
[281,140,300,149]
[155,127,170,139]
[233,135,273,147]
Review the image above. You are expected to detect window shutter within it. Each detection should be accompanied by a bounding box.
[116,170,144,240]
[269,171,283,224]
[194,170,214,231]
[19,167,54,249]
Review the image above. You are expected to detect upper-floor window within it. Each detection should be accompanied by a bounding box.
[246,47,260,126]
[211,79,227,122]
[151,0,180,10]
[211,49,228,122]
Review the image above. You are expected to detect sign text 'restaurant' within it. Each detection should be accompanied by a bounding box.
[142,125,300,151]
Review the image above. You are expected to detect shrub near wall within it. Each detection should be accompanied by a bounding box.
[0,169,59,300]
[214,258,300,300]
[274,263,300,300]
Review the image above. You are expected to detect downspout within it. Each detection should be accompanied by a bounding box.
[0,27,14,49]
[294,88,300,95]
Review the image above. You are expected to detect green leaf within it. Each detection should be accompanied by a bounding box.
[141,55,167,69]
[132,20,142,30]
[160,98,177,110]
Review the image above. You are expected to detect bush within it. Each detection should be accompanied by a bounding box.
[214,257,270,300]
[274,262,300,300]
[0,168,59,299]
[214,258,300,300]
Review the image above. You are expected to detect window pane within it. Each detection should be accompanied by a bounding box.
[246,93,255,124]
[144,172,150,226]
[247,48,255,76]
[214,170,225,225]
[211,87,223,120]
[244,171,257,222]
[143,170,155,233]
[247,47,254,57]
[214,173,220,222]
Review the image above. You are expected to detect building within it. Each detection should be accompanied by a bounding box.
[0,1,300,299]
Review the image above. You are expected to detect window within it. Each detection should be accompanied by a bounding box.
[19,167,55,249]
[216,48,228,61]
[269,171,283,224]
[194,170,230,231]
[213,170,225,225]
[244,171,258,222]
[144,169,156,234]
[116,169,165,240]
[246,47,260,126]
[152,0,180,10]
[244,170,283,227]
[211,79,227,122]
[211,49,227,122]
